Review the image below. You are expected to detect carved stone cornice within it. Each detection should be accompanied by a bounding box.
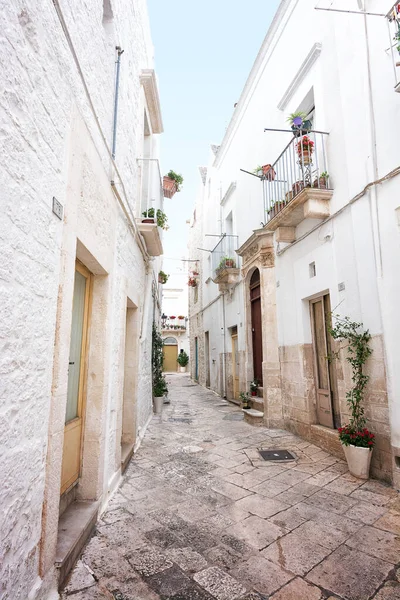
[236,228,274,276]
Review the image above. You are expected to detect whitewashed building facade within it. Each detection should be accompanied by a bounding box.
[188,0,400,487]
[0,0,165,597]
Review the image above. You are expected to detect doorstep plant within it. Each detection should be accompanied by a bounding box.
[240,391,251,409]
[177,350,189,367]
[250,379,258,394]
[329,315,374,449]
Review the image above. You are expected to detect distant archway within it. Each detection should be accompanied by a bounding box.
[250,269,263,384]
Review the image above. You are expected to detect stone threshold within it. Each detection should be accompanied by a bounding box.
[55,500,100,588]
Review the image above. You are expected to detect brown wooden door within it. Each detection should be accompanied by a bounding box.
[310,295,335,428]
[250,270,263,384]
[232,333,239,400]
[163,344,178,372]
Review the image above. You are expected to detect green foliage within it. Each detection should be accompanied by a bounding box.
[320,171,329,179]
[153,378,166,397]
[177,350,189,367]
[240,391,251,408]
[217,256,236,270]
[167,170,184,191]
[142,208,169,230]
[286,111,308,124]
[152,323,168,395]
[158,270,169,284]
[250,379,258,392]
[329,315,373,438]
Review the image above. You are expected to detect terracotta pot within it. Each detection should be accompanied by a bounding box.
[142,218,155,224]
[251,391,257,397]
[342,443,373,479]
[225,259,235,268]
[262,164,276,181]
[153,396,164,414]
[292,181,305,196]
[163,176,178,199]
[268,206,276,219]
[298,149,312,164]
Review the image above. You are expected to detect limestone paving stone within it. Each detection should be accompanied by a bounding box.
[372,581,400,599]
[234,495,290,519]
[127,546,173,577]
[231,555,295,596]
[63,560,96,594]
[203,544,245,570]
[211,480,253,500]
[261,530,333,576]
[374,510,400,535]
[270,577,322,600]
[145,564,192,597]
[165,581,216,600]
[345,500,388,525]
[350,488,392,506]
[226,515,288,550]
[345,525,400,563]
[307,544,393,600]
[193,566,247,600]
[304,488,358,515]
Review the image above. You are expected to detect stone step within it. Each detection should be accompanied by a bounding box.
[257,386,264,398]
[250,398,264,412]
[243,408,264,427]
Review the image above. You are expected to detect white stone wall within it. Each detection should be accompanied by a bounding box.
[188,0,400,483]
[0,0,162,598]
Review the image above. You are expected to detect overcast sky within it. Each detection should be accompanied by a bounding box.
[147,0,281,282]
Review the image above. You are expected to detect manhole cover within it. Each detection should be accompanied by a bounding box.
[258,449,296,462]
[223,413,244,421]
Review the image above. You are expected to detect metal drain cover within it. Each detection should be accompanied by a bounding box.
[258,449,296,462]
[223,413,244,421]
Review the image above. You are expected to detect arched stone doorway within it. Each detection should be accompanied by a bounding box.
[163,337,178,372]
[250,269,263,384]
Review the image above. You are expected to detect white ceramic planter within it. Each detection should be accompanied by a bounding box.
[342,443,372,479]
[163,393,170,405]
[179,366,187,373]
[153,396,164,414]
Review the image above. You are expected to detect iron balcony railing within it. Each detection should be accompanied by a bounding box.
[137,158,164,217]
[211,234,240,279]
[262,131,330,222]
[386,3,400,92]
[162,318,187,331]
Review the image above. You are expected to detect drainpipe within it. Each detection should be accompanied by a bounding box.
[221,292,227,399]
[112,46,124,160]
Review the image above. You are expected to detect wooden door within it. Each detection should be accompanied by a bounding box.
[61,262,91,495]
[163,344,178,372]
[310,295,335,428]
[195,337,199,381]
[250,270,263,384]
[232,333,239,400]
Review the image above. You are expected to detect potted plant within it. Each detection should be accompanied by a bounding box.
[178,315,185,320]
[188,277,197,287]
[142,208,169,230]
[170,315,176,320]
[296,135,314,165]
[313,171,329,189]
[158,271,169,284]
[287,111,312,136]
[218,256,236,270]
[329,315,374,479]
[240,392,251,409]
[153,378,165,414]
[177,350,189,373]
[163,170,184,198]
[250,379,258,397]
[292,181,305,197]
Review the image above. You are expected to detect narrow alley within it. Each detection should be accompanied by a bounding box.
[62,375,400,600]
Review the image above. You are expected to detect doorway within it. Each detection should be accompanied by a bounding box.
[121,303,138,470]
[163,337,178,372]
[231,328,239,400]
[60,261,92,495]
[310,294,340,429]
[205,331,210,388]
[250,269,263,384]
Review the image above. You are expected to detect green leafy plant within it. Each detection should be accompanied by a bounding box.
[167,170,184,192]
[142,208,169,230]
[153,378,167,397]
[152,323,168,395]
[158,270,169,284]
[320,171,329,179]
[240,391,251,409]
[253,165,263,174]
[217,256,236,270]
[250,379,258,393]
[177,350,189,367]
[329,315,374,449]
[286,111,308,125]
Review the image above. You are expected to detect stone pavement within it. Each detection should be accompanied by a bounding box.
[62,375,400,600]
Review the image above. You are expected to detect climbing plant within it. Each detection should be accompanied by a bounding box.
[152,322,167,394]
[329,315,373,445]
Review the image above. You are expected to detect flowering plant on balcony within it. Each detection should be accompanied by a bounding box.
[296,135,314,155]
[178,315,185,320]
[170,315,176,320]
[188,277,197,287]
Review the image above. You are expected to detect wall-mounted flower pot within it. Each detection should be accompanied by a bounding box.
[163,176,178,199]
[342,443,372,479]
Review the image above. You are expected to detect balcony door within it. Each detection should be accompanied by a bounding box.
[250,269,263,384]
[60,262,91,495]
[310,294,339,429]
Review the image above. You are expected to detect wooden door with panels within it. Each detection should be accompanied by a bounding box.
[310,294,339,429]
[163,338,178,372]
[60,261,92,495]
[250,269,263,385]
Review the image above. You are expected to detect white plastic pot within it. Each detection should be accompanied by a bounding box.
[179,366,187,373]
[153,396,164,414]
[342,443,373,479]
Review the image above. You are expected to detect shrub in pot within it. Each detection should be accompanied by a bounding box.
[142,208,169,230]
[153,379,165,414]
[250,379,258,397]
[177,350,189,373]
[313,171,329,189]
[286,111,312,137]
[240,391,251,409]
[330,315,374,479]
[163,170,183,198]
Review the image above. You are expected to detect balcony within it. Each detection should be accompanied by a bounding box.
[211,235,241,291]
[386,3,400,92]
[161,315,187,332]
[262,132,332,241]
[136,158,165,256]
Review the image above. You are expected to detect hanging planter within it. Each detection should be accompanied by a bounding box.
[163,170,183,198]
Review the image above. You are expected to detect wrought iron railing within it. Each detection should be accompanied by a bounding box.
[262,131,330,222]
[386,3,400,91]
[137,158,164,216]
[211,234,240,278]
[162,317,187,331]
